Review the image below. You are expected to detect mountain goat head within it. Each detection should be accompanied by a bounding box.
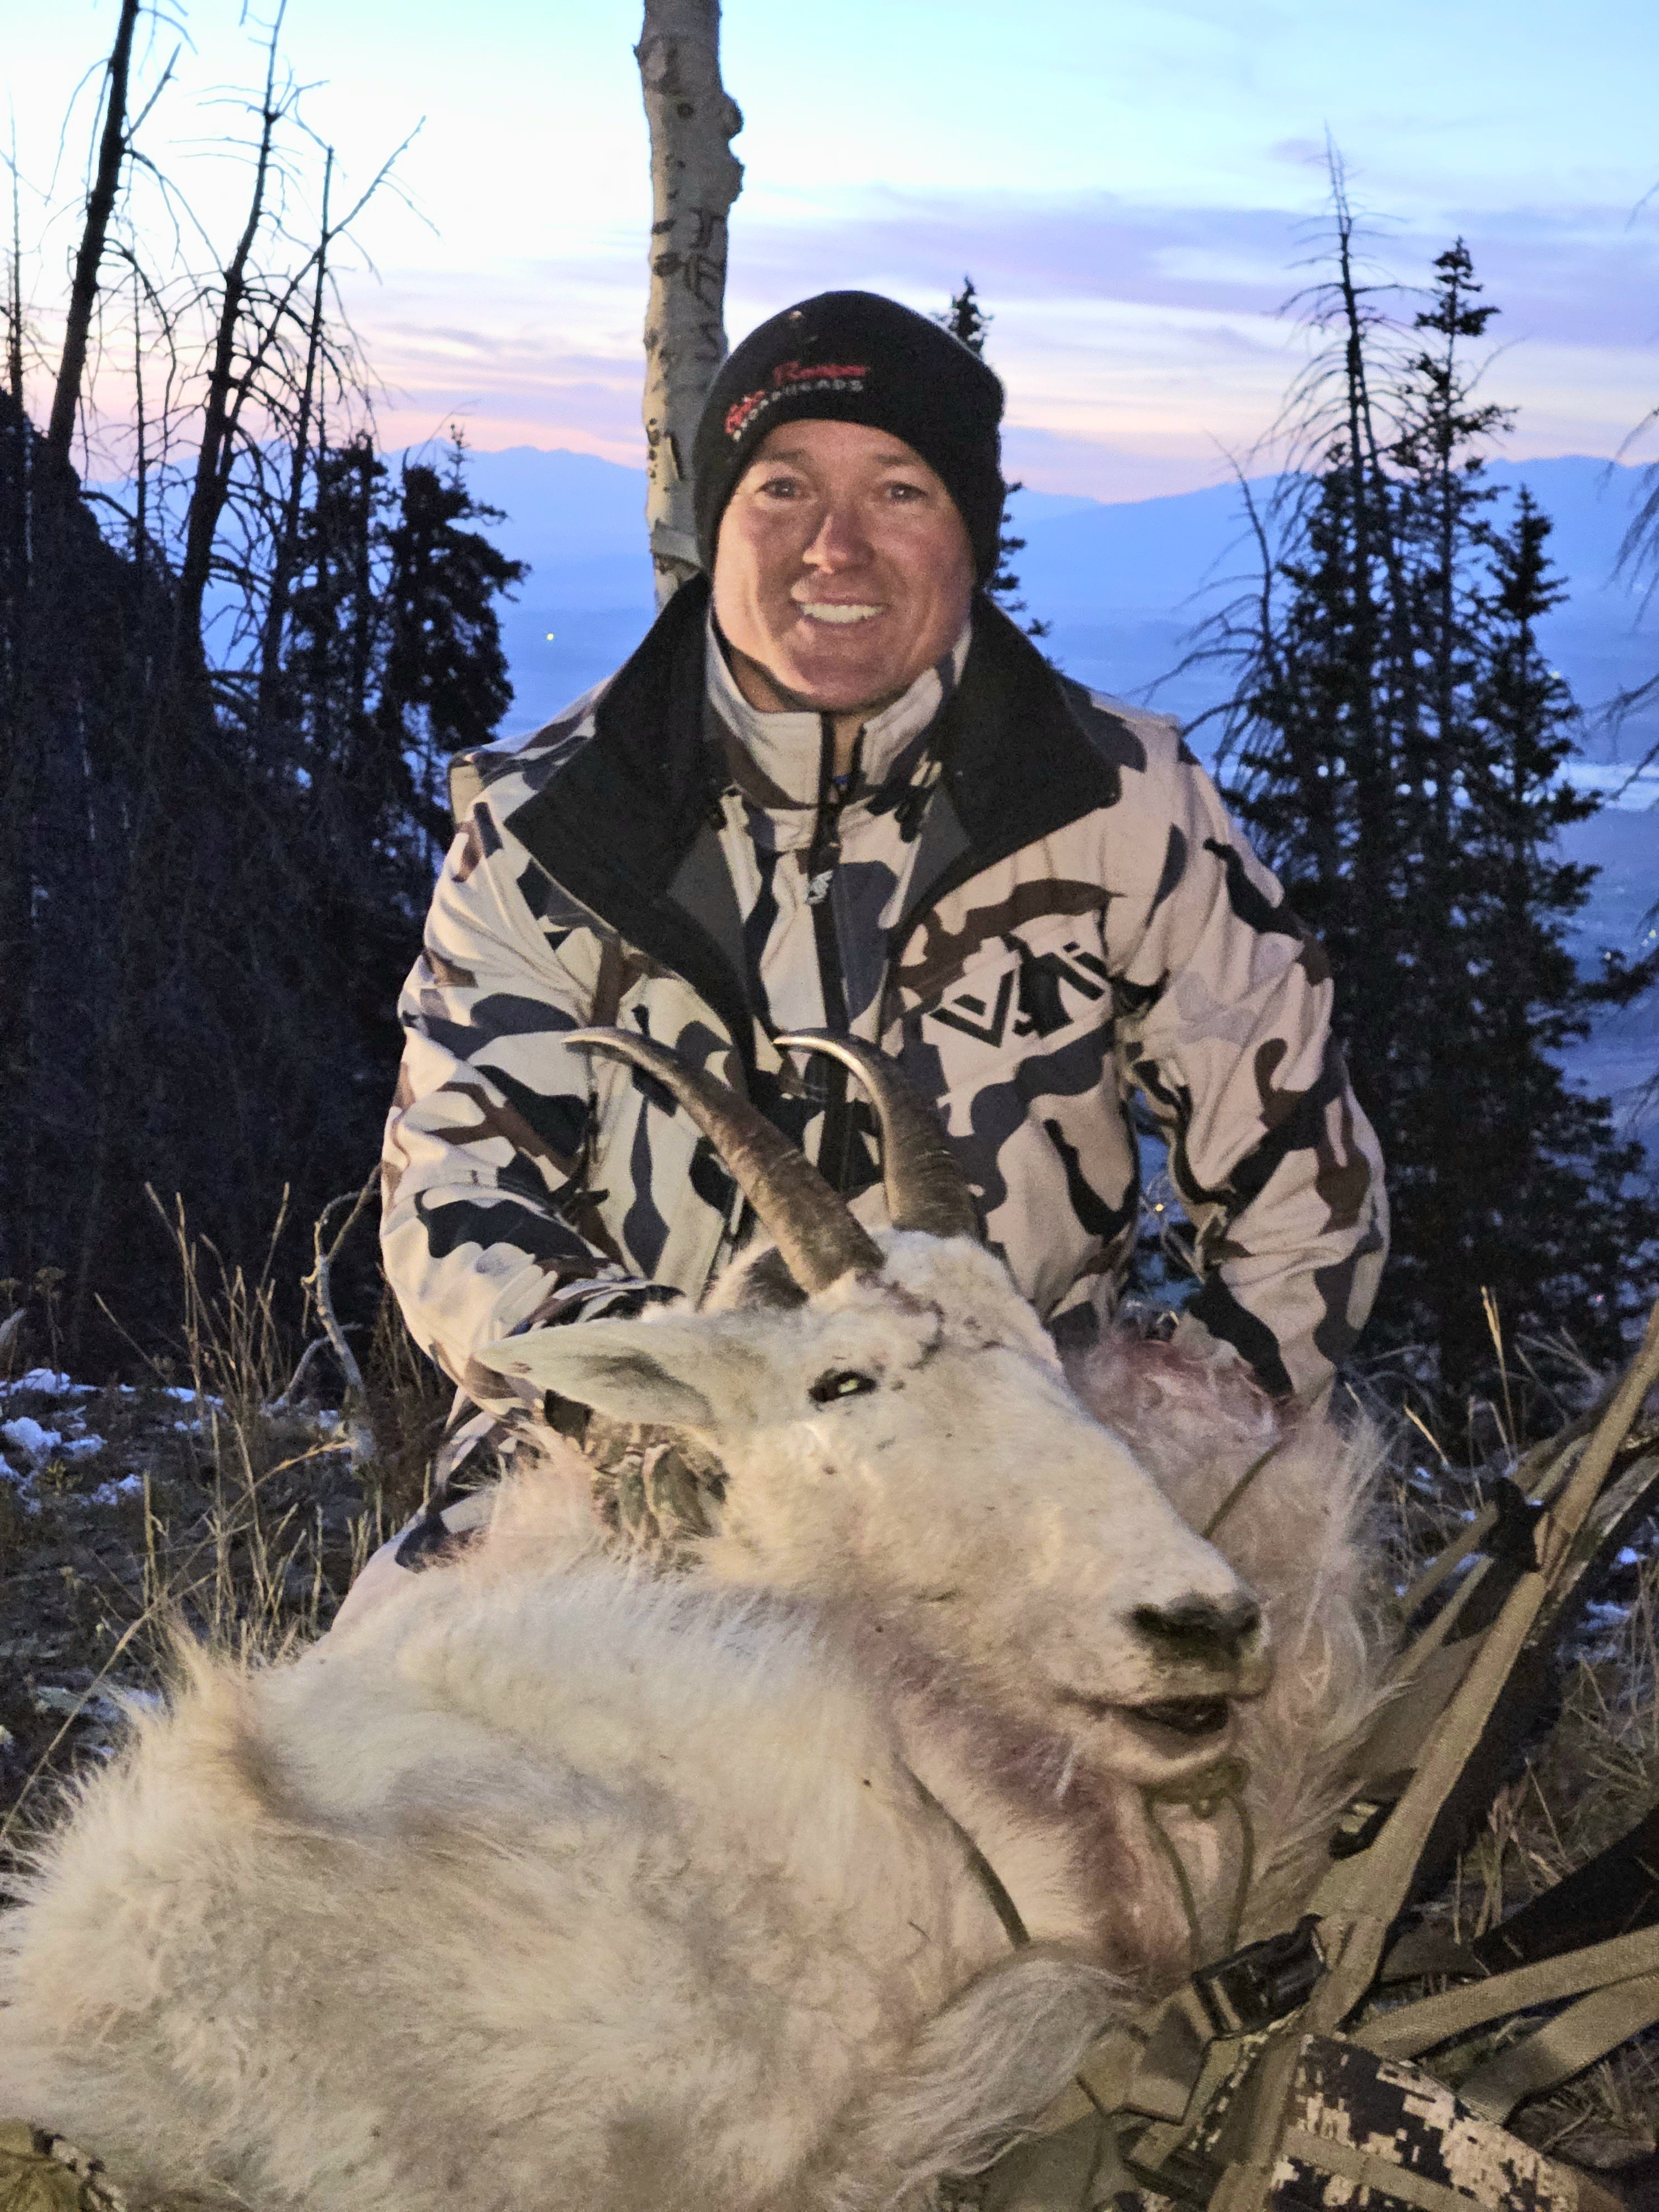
[485,1029,1271,1788]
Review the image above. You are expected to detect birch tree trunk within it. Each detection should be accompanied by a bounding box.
[635,0,743,607]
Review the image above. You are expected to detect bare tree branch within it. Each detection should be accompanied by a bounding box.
[174,4,291,676]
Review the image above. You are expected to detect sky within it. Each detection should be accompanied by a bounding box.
[9,0,1659,502]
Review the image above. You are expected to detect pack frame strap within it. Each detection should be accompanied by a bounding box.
[1355,1923,1659,2061]
[1455,1969,1659,2123]
[1390,1433,1583,1683]
[1397,1404,1601,1627]
[1447,1794,1659,1980]
[1339,1431,1649,1832]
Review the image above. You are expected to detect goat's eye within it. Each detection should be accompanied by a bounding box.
[808,1369,878,1405]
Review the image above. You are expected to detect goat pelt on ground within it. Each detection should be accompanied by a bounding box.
[0,1323,1389,2212]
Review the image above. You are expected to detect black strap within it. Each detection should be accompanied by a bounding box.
[905,1765,1031,1952]
[1474,1799,1659,1975]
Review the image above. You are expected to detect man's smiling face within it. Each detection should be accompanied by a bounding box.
[711,418,978,718]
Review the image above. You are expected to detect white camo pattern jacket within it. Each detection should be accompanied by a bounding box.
[382,581,1387,1434]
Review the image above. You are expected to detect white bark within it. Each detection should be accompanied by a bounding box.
[635,0,743,607]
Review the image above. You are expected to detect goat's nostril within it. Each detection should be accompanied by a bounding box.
[1132,1594,1261,1665]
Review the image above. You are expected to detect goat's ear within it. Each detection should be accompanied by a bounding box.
[478,1316,755,1431]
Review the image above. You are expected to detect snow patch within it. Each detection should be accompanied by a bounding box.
[2,1416,62,1463]
[91,1473,145,1504]
[2,1368,78,1398]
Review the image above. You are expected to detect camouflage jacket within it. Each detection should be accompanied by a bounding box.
[382,579,1386,1427]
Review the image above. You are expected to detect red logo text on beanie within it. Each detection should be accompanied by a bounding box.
[723,359,870,441]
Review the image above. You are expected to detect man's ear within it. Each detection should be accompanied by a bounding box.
[479,1315,757,1432]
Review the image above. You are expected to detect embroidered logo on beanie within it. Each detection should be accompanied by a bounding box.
[723,361,870,441]
[693,290,1005,581]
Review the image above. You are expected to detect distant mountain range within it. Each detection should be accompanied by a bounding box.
[452,445,1659,773]
[447,442,1656,1150]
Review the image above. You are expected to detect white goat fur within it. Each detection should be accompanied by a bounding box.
[0,1235,1387,2212]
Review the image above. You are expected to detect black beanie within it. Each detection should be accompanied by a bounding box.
[693,290,1006,582]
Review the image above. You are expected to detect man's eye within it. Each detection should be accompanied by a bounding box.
[758,477,804,498]
[884,482,926,502]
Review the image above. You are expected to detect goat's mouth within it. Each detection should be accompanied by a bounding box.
[1057,1688,1234,1740]
[1122,1695,1231,1740]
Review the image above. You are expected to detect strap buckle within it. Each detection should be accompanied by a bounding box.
[1191,1914,1326,2036]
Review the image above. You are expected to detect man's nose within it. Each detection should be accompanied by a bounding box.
[802,499,872,569]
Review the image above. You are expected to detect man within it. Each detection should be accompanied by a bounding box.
[374,290,1386,1569]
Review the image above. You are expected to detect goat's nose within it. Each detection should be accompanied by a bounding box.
[1131,1593,1262,1668]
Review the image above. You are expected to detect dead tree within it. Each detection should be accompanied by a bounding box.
[635,0,743,606]
[256,145,332,722]
[46,0,142,465]
[174,19,290,683]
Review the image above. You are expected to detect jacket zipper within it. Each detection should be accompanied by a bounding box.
[805,716,861,1190]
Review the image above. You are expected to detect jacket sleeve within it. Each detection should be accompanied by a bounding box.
[380,802,661,1432]
[1107,734,1388,1401]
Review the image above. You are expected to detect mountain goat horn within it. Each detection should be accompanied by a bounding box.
[776,1032,982,1243]
[564,1029,883,1294]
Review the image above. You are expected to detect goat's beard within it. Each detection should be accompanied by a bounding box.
[846,1604,1206,1996]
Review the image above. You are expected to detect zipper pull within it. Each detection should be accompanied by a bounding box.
[806,713,857,906]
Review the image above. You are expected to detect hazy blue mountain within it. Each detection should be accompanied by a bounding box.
[460,446,1659,761]
[450,442,1656,1152]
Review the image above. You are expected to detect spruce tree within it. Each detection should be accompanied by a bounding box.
[377,438,526,854]
[283,433,524,862]
[276,432,529,1137]
[284,437,388,790]
[1444,492,1658,1371]
[938,278,1051,638]
[1208,221,1659,1401]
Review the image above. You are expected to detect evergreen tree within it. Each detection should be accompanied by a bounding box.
[285,437,389,791]
[284,432,524,861]
[275,432,528,1162]
[937,278,1051,639]
[377,440,526,854]
[1209,221,1659,1401]
[1449,494,1657,1351]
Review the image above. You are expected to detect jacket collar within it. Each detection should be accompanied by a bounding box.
[503,575,1136,1062]
[704,616,971,813]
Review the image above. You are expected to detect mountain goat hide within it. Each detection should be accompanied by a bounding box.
[0,1032,1386,2212]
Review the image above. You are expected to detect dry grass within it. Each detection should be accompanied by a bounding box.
[0,1192,450,1872]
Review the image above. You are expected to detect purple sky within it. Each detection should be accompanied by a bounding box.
[13,0,1659,500]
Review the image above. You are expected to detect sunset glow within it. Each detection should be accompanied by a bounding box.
[11,0,1659,498]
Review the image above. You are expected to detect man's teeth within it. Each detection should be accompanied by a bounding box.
[797,603,883,626]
